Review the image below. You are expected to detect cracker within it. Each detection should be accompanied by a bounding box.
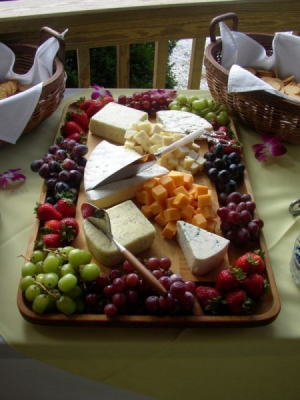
[261,77,284,90]
[256,69,274,78]
[283,75,296,85]
[284,84,300,95]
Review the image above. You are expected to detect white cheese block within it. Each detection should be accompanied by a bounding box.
[89,102,148,144]
[83,200,156,267]
[84,140,143,191]
[86,164,169,208]
[176,221,229,275]
[156,110,213,133]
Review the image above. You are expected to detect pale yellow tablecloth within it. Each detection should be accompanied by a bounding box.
[1,89,300,400]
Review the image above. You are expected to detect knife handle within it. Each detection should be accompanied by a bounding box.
[121,248,168,297]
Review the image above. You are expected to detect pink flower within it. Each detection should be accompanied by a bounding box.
[252,134,287,162]
[90,85,113,100]
[0,168,26,189]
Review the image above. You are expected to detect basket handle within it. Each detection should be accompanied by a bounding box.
[209,13,239,43]
[38,27,66,65]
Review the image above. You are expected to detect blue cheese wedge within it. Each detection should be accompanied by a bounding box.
[156,110,213,133]
[89,102,148,144]
[84,140,143,192]
[83,200,156,267]
[86,164,168,208]
[177,221,229,275]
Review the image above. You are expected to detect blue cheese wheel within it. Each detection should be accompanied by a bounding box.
[83,200,156,267]
[156,110,212,133]
[177,221,229,275]
[89,102,148,144]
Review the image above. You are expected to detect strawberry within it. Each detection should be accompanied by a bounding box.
[85,100,104,117]
[195,286,223,314]
[43,219,61,234]
[56,198,76,218]
[81,203,94,219]
[242,273,270,300]
[77,97,94,111]
[43,233,64,249]
[235,250,266,274]
[67,110,89,131]
[224,289,255,315]
[100,96,114,106]
[61,121,84,138]
[58,217,79,242]
[66,132,83,143]
[215,267,246,292]
[35,202,62,222]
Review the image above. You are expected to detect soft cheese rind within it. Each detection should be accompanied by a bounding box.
[177,221,229,275]
[156,110,213,133]
[86,164,169,208]
[89,102,148,144]
[83,200,156,267]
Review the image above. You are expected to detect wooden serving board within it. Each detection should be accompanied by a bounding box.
[17,102,281,327]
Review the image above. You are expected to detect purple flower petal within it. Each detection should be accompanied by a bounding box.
[252,134,287,162]
[0,168,26,188]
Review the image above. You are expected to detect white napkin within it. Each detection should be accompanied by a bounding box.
[0,33,65,144]
[219,22,300,103]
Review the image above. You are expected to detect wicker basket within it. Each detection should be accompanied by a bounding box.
[204,13,300,144]
[0,27,66,146]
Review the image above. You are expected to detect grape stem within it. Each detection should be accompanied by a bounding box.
[33,279,60,299]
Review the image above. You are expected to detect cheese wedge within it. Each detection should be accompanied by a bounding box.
[177,221,229,275]
[83,200,156,267]
[89,102,148,144]
[156,110,213,133]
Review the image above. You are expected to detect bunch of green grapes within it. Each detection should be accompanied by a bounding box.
[20,247,100,315]
[168,94,229,127]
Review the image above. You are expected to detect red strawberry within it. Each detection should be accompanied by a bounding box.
[67,110,89,131]
[56,198,76,218]
[215,267,246,292]
[85,100,103,117]
[43,233,64,249]
[77,97,94,111]
[100,96,114,106]
[43,219,61,234]
[66,132,83,143]
[35,202,62,222]
[235,250,266,274]
[58,217,79,242]
[81,203,94,219]
[61,121,84,138]
[242,273,270,300]
[195,286,223,314]
[224,289,255,315]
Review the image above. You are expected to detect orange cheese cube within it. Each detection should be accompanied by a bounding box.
[159,175,176,196]
[201,205,217,220]
[197,193,212,207]
[206,219,217,233]
[173,192,190,210]
[192,213,207,229]
[162,221,177,239]
[193,185,209,198]
[173,185,193,201]
[165,196,176,209]
[143,177,159,191]
[182,173,194,190]
[168,170,185,187]
[141,204,154,219]
[152,184,168,203]
[149,200,165,215]
[136,190,154,205]
[180,204,195,220]
[154,212,166,227]
[163,207,181,222]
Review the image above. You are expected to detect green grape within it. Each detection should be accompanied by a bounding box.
[75,299,85,313]
[47,289,60,311]
[32,294,50,314]
[20,276,35,292]
[60,246,75,256]
[191,98,208,111]
[35,261,44,274]
[206,99,214,109]
[68,249,92,267]
[60,263,75,276]
[43,255,60,273]
[58,273,78,292]
[216,110,229,126]
[66,285,82,300]
[30,250,45,264]
[181,106,192,112]
[198,107,211,117]
[25,284,42,302]
[205,111,218,121]
[43,272,59,289]
[176,94,187,104]
[80,263,101,281]
[35,273,46,284]
[21,262,36,277]
[188,95,199,103]
[56,295,76,315]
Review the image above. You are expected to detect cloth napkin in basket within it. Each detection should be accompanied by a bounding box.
[0,33,65,144]
[219,22,300,103]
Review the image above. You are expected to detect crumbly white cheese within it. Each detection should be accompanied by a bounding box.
[84,140,143,191]
[89,102,148,144]
[83,200,156,267]
[156,110,213,133]
[177,221,229,275]
[86,164,169,208]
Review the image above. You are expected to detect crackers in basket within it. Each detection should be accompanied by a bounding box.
[0,80,33,100]
[242,67,300,100]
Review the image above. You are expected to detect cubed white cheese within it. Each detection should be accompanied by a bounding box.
[89,102,148,144]
[83,200,156,267]
[177,221,229,275]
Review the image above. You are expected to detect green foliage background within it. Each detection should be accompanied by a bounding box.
[65,42,177,88]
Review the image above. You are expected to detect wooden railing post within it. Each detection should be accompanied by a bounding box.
[188,37,206,90]
[77,48,91,88]
[117,44,130,88]
[153,40,169,89]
